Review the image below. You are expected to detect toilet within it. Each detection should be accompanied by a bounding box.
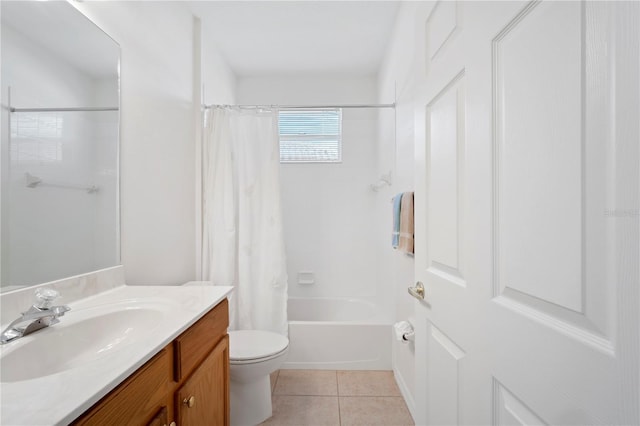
[229,330,289,426]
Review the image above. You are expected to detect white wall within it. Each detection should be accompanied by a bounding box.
[202,41,237,106]
[376,2,432,419]
[196,21,237,279]
[237,76,387,305]
[72,3,236,285]
[71,2,194,285]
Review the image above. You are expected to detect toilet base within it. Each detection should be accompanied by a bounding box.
[230,375,272,425]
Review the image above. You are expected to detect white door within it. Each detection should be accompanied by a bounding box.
[413,1,639,425]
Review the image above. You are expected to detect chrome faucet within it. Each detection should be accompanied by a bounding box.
[0,288,71,344]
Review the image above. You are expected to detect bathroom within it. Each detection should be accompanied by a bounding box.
[1,1,638,426]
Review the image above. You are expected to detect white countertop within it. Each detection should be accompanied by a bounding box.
[0,284,233,426]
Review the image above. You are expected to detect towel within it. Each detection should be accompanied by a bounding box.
[392,193,403,248]
[398,192,414,254]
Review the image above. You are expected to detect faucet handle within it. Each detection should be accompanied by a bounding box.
[34,288,60,309]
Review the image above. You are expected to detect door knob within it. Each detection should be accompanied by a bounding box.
[408,282,425,300]
[183,395,196,408]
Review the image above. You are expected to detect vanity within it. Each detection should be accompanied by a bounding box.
[0,271,233,425]
[73,292,230,426]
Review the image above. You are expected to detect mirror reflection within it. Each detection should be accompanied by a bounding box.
[1,1,120,292]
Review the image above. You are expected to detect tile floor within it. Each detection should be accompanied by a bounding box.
[260,370,414,426]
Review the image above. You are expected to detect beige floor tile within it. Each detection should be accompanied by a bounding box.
[260,396,340,426]
[271,370,280,392]
[274,370,338,396]
[337,371,401,396]
[339,396,414,426]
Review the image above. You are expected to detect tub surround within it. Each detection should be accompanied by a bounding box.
[0,268,232,425]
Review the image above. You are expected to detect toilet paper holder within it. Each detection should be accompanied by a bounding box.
[402,330,415,342]
[394,320,415,343]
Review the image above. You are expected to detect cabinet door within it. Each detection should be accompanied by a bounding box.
[74,348,173,426]
[176,335,229,426]
[147,406,169,426]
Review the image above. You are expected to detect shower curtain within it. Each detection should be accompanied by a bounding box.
[202,107,288,336]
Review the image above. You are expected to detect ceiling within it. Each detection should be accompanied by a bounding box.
[2,1,119,79]
[188,1,400,77]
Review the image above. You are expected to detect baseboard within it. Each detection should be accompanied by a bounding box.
[393,366,417,424]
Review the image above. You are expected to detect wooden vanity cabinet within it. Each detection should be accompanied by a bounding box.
[73,299,229,426]
[72,347,174,425]
[147,406,170,426]
[176,335,229,426]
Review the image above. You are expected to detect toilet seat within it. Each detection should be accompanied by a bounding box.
[230,347,288,365]
[229,330,289,364]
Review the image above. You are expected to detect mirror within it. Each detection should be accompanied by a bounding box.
[1,1,120,292]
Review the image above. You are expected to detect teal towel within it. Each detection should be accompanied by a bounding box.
[392,193,402,248]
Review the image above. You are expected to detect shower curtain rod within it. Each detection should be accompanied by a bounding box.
[9,106,119,113]
[203,102,396,110]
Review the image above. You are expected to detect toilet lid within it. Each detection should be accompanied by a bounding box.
[229,330,289,361]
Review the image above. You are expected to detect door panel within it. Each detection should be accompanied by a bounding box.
[414,1,639,425]
[427,72,466,287]
[492,0,616,347]
[493,380,547,426]
[494,1,583,312]
[426,323,466,426]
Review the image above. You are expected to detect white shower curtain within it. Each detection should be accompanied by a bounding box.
[202,107,288,336]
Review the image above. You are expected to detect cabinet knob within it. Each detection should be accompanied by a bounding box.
[183,395,196,408]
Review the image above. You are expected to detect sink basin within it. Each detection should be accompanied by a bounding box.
[0,302,167,382]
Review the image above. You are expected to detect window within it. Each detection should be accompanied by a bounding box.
[278,109,342,163]
[10,112,64,164]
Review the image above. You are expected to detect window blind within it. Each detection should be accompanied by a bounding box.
[279,109,342,163]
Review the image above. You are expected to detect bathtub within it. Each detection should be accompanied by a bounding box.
[281,297,392,370]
